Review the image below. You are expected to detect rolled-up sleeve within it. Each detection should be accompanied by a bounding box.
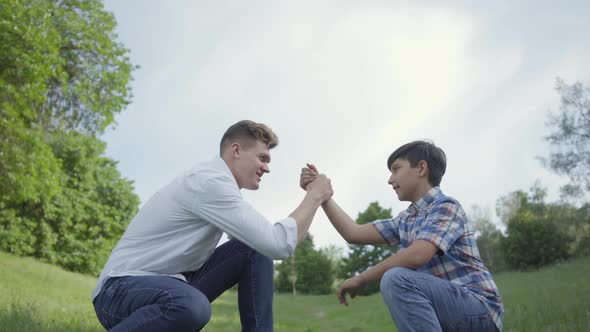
[372,217,401,246]
[191,175,297,259]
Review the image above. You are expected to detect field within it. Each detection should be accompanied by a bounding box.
[1,252,588,331]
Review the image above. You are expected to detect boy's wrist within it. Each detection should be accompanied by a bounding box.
[354,273,366,286]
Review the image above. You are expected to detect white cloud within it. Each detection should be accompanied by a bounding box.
[103,1,590,250]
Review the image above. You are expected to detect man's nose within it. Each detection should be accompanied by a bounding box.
[262,164,270,173]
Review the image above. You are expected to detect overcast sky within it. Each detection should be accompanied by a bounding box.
[102,0,590,250]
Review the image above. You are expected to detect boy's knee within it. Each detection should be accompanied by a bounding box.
[380,267,414,292]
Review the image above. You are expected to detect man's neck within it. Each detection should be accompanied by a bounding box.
[220,154,242,189]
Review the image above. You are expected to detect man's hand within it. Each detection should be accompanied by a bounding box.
[336,276,363,306]
[300,163,319,191]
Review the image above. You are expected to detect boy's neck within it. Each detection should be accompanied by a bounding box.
[409,183,434,203]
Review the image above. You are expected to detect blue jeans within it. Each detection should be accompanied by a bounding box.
[93,240,274,331]
[380,267,498,332]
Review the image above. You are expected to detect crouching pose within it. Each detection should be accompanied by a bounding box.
[92,120,333,331]
[300,141,503,331]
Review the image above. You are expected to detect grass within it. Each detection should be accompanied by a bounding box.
[1,251,589,331]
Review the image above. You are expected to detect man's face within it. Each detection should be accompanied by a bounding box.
[234,140,271,190]
[387,158,422,202]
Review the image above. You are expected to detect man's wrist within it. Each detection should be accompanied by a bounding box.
[306,190,324,206]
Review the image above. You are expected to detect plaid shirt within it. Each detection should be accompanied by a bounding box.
[373,187,504,331]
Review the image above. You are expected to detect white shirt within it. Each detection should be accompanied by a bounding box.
[91,156,297,300]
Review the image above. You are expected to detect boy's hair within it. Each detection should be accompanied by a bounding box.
[220,120,279,155]
[387,140,447,187]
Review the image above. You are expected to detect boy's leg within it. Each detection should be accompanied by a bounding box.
[183,239,274,332]
[380,267,497,332]
[93,275,211,331]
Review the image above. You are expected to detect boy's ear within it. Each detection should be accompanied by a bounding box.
[417,160,428,177]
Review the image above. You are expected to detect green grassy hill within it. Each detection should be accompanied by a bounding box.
[1,251,589,331]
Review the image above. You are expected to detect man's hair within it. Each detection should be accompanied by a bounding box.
[219,120,279,155]
[386,140,447,187]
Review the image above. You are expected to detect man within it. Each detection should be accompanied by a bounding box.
[300,141,503,331]
[92,120,333,331]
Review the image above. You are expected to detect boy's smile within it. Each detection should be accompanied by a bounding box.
[388,158,431,203]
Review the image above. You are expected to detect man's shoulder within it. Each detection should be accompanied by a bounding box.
[183,159,238,196]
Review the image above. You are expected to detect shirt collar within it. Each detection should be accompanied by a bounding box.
[212,156,239,188]
[408,186,442,212]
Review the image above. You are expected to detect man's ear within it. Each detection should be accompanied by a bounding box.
[418,160,428,177]
[231,142,241,159]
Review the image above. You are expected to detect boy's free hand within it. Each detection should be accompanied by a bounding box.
[337,276,363,306]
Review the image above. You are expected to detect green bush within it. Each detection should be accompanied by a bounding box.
[502,210,570,270]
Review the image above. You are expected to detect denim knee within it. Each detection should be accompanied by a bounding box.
[380,267,414,293]
[252,251,273,269]
[176,290,211,330]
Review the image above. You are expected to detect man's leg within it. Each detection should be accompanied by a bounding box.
[183,239,274,332]
[93,275,211,331]
[380,267,497,332]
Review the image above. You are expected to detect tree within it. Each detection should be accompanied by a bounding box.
[544,201,590,257]
[0,0,136,135]
[339,202,398,295]
[469,205,507,272]
[542,78,590,197]
[0,0,139,275]
[500,186,570,270]
[276,235,334,295]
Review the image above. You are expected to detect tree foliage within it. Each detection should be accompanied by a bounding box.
[542,78,590,197]
[0,0,136,135]
[500,186,570,270]
[0,0,139,275]
[276,235,334,295]
[469,205,507,272]
[339,202,397,295]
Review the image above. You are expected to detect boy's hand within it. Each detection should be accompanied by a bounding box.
[337,276,363,306]
[306,173,333,203]
[299,163,319,191]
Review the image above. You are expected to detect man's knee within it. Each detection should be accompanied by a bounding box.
[229,239,273,272]
[176,290,211,330]
[252,251,273,270]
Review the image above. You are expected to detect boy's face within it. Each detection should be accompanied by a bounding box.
[232,140,271,190]
[387,158,426,202]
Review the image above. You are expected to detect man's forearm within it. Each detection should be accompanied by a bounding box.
[289,193,322,242]
[321,198,358,243]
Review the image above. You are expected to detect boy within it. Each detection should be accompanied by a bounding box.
[300,141,503,331]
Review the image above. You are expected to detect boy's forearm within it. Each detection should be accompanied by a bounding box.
[356,241,437,285]
[356,251,417,285]
[321,198,358,243]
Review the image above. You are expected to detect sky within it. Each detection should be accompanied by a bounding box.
[102,0,590,251]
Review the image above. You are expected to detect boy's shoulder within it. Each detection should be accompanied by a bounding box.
[431,190,459,205]
[429,191,466,214]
